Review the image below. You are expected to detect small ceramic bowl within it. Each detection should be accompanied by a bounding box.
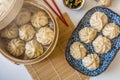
[63,0,85,10]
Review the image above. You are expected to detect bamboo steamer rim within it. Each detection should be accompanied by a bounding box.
[0,1,59,65]
[0,0,24,30]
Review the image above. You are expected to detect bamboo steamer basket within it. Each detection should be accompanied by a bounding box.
[0,1,59,65]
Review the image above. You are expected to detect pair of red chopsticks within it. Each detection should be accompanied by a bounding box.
[43,0,69,26]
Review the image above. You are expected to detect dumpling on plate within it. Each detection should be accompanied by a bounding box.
[82,54,100,70]
[7,39,25,57]
[15,8,31,26]
[19,24,36,41]
[70,42,87,59]
[31,11,48,28]
[36,26,54,45]
[93,35,111,54]
[25,40,43,59]
[1,22,18,39]
[102,23,120,39]
[79,27,97,43]
[90,11,108,32]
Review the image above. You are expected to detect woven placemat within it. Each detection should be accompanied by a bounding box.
[25,13,90,80]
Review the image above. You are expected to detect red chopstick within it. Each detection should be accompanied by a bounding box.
[52,0,68,26]
[43,0,68,27]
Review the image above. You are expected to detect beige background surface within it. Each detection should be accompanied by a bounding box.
[0,0,120,80]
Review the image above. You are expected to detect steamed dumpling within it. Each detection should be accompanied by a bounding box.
[15,8,31,26]
[1,22,18,39]
[90,12,108,32]
[25,40,43,59]
[19,24,36,41]
[102,23,120,39]
[31,11,48,28]
[82,54,100,70]
[93,35,111,54]
[7,39,25,57]
[36,27,54,45]
[70,42,87,59]
[79,27,97,43]
[96,0,112,7]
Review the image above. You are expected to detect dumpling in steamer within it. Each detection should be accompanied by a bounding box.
[36,27,54,45]
[15,8,31,26]
[93,35,111,54]
[25,40,43,59]
[1,22,18,39]
[90,12,108,32]
[31,11,48,28]
[102,23,120,39]
[79,27,97,43]
[19,24,36,41]
[7,39,25,57]
[82,54,100,70]
[70,42,87,59]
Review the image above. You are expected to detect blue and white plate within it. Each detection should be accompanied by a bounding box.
[65,6,120,76]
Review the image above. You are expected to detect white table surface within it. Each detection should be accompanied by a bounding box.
[0,0,120,80]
